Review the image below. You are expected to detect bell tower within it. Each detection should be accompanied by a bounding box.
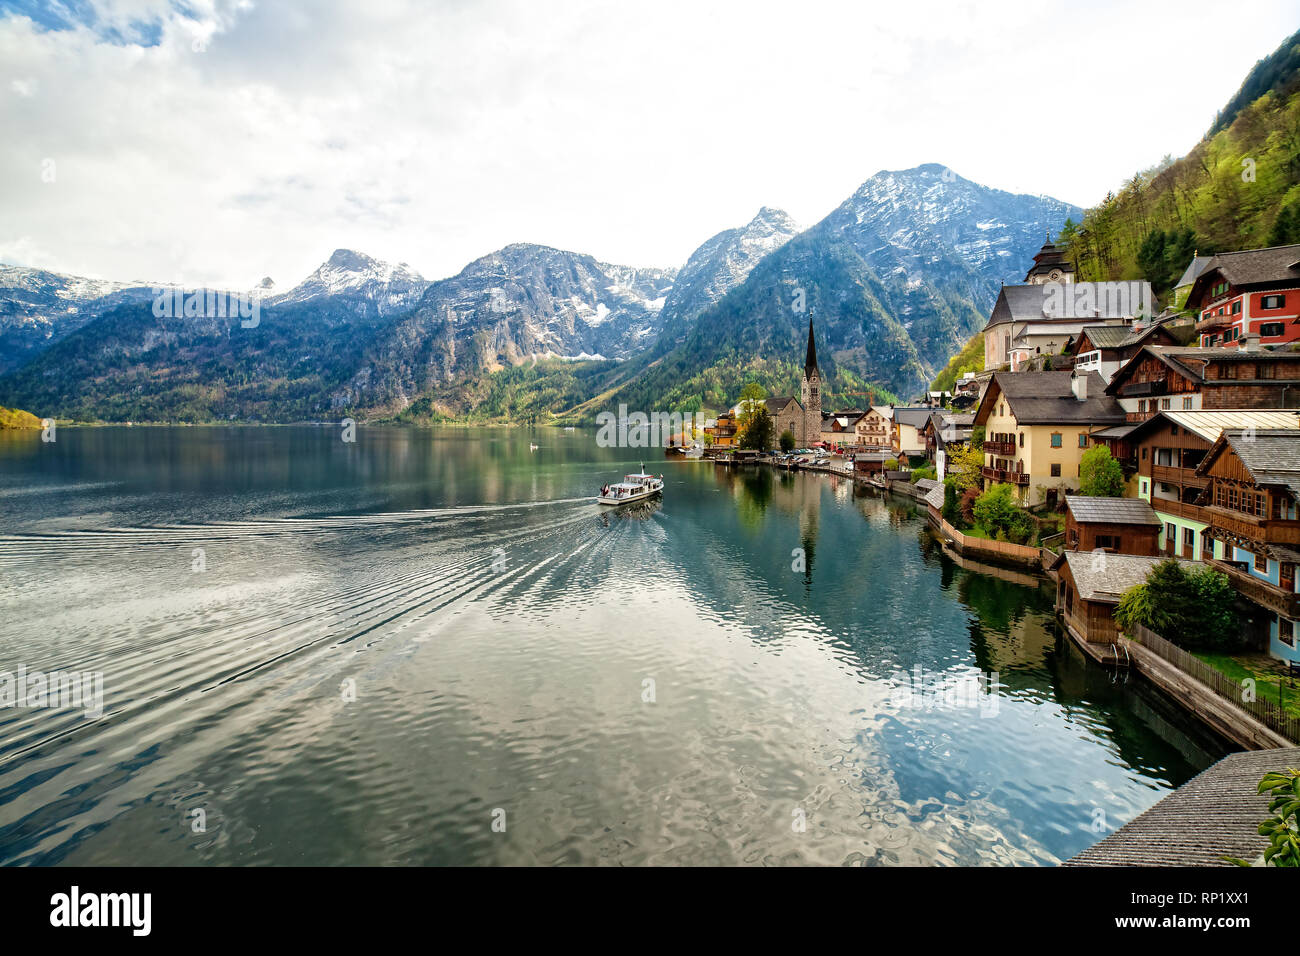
[800,314,822,445]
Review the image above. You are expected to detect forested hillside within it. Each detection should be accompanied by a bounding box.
[1059,28,1300,299]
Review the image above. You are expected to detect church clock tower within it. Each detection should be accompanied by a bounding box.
[800,315,822,446]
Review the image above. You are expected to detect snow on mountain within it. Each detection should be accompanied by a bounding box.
[267,248,430,315]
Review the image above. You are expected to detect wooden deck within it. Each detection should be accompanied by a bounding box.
[1067,747,1300,866]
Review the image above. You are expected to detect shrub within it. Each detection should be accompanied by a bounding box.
[911,464,937,482]
[1079,445,1125,497]
[1226,769,1300,867]
[942,477,959,525]
[1115,559,1239,650]
[779,429,795,452]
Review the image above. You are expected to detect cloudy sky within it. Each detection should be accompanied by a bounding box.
[1,0,1295,289]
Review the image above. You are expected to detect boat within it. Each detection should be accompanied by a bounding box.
[596,466,664,505]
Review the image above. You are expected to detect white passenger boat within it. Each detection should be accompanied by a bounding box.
[597,467,664,505]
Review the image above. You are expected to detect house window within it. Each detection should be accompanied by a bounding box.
[1222,363,1238,379]
[1262,294,1286,310]
[1161,398,1171,409]
[1232,300,1242,314]
[1078,433,1088,448]
[1051,433,1062,448]
[1183,397,1193,409]
[1260,322,1285,338]
[1184,527,1195,549]
[1019,432,1024,447]
[1259,362,1276,379]
[1095,534,1119,551]
[1138,399,1147,413]
[1255,551,1269,573]
[1050,463,1061,477]
[1141,480,1148,495]
[1281,619,1296,649]
[1202,532,1215,558]
[1166,523,1176,545]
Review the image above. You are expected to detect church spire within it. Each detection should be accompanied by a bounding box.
[804,314,818,377]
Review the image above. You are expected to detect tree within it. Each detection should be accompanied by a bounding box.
[1078,445,1126,497]
[779,429,795,452]
[736,382,768,431]
[948,443,985,493]
[941,477,960,525]
[1115,559,1239,649]
[972,483,1036,544]
[738,406,774,450]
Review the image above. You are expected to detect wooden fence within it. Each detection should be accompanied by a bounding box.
[1127,624,1300,744]
[933,515,1043,566]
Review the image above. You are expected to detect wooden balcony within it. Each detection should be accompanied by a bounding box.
[1204,506,1300,547]
[1118,380,1168,398]
[983,466,1030,486]
[1149,497,1210,523]
[1211,559,1300,618]
[1196,314,1230,334]
[983,439,1016,456]
[1150,465,1207,487]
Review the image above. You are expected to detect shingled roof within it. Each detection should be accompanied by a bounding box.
[1065,495,1163,526]
[1068,747,1300,866]
[1174,255,1213,290]
[976,371,1125,426]
[1106,345,1300,395]
[985,281,1156,328]
[1074,322,1173,351]
[1197,428,1300,500]
[1061,552,1189,603]
[1189,243,1300,298]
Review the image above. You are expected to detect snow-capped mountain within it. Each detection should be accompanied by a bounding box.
[333,243,676,415]
[267,248,430,316]
[0,265,160,373]
[652,206,800,354]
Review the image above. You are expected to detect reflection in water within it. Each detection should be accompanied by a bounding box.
[0,428,1230,866]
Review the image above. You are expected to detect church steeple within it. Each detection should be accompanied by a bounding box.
[804,315,818,377]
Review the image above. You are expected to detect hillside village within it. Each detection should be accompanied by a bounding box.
[699,237,1300,747]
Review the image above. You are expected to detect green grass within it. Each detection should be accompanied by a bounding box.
[1194,651,1300,720]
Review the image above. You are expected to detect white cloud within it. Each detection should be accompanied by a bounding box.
[0,0,1295,288]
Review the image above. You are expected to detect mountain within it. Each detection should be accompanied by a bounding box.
[266,248,429,316]
[604,165,1081,410]
[0,265,160,374]
[332,244,675,417]
[650,206,800,355]
[0,168,1080,422]
[1060,28,1300,296]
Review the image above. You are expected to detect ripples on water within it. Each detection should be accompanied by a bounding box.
[0,427,1228,865]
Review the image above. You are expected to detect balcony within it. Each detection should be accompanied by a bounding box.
[1204,506,1300,547]
[1211,559,1300,618]
[1196,313,1231,334]
[1118,380,1168,398]
[1150,465,1207,486]
[982,466,1029,486]
[983,439,1016,456]
[1149,497,1209,523]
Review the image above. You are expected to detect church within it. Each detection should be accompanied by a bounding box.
[761,317,823,446]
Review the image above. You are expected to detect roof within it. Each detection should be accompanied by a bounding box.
[1197,428,1300,499]
[891,407,933,429]
[1061,552,1190,603]
[804,317,818,376]
[1189,243,1300,297]
[1065,495,1162,526]
[854,449,891,461]
[1105,345,1300,395]
[1127,409,1300,445]
[870,405,894,421]
[1090,423,1137,440]
[976,371,1125,426]
[1074,321,1173,351]
[923,483,945,510]
[1067,747,1300,866]
[765,396,800,413]
[985,281,1156,328]
[1174,255,1213,290]
[913,478,941,493]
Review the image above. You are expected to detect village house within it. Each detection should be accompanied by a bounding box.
[1119,410,1300,562]
[1068,321,1178,383]
[1188,243,1300,348]
[1194,427,1300,664]
[1062,495,1162,555]
[891,407,931,462]
[855,406,893,449]
[705,410,738,447]
[922,410,974,476]
[820,409,866,449]
[1103,345,1300,426]
[973,370,1125,507]
[853,448,891,477]
[1055,551,1192,647]
[981,240,1156,370]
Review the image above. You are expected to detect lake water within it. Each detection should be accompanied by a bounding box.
[0,426,1229,865]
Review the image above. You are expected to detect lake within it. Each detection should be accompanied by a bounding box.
[0,425,1229,865]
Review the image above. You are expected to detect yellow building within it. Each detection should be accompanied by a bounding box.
[706,411,738,447]
[972,370,1125,507]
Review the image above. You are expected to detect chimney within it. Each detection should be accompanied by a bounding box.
[1071,371,1088,402]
